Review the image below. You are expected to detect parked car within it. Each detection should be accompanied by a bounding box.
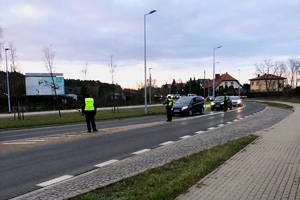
[230,96,243,107]
[174,94,181,99]
[211,96,232,111]
[172,96,204,116]
[188,94,197,97]
[206,96,215,101]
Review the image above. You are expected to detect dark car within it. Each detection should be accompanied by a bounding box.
[172,96,204,116]
[210,96,232,111]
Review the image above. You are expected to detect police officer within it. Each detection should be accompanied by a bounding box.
[164,95,173,122]
[224,93,229,112]
[82,94,98,132]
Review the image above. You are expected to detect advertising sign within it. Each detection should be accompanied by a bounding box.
[25,74,65,96]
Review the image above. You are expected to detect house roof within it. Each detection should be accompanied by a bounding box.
[249,74,286,81]
[203,72,238,88]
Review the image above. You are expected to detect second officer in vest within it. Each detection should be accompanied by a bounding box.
[82,94,98,132]
[164,95,174,122]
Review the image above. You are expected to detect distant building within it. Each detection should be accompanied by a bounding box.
[203,72,241,94]
[249,74,286,92]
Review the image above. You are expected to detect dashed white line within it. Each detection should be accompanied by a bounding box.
[95,159,119,168]
[226,122,233,124]
[25,139,45,142]
[218,124,225,127]
[195,131,204,134]
[132,149,151,155]
[239,117,244,120]
[2,142,36,145]
[233,119,239,122]
[160,141,174,146]
[37,175,73,187]
[208,127,217,130]
[180,135,192,139]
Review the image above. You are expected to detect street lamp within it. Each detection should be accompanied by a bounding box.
[238,69,241,97]
[5,48,11,113]
[149,68,152,104]
[144,9,156,114]
[212,46,222,98]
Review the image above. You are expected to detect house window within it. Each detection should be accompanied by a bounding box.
[225,82,227,86]
[251,82,254,86]
[256,81,258,86]
[231,82,234,86]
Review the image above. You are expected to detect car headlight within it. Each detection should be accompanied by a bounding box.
[237,100,241,104]
[182,106,188,110]
[221,102,224,105]
[211,102,215,106]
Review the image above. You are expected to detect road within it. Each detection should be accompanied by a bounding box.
[0,102,265,200]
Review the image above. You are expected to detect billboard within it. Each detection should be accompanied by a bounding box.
[25,73,65,96]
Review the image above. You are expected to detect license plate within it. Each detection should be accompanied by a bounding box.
[174,110,180,113]
[215,105,220,107]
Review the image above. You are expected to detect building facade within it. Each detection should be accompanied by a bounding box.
[249,74,286,92]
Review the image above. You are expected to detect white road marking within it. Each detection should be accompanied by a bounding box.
[233,119,239,122]
[2,142,36,145]
[180,135,192,139]
[160,141,174,146]
[226,122,233,124]
[25,139,45,142]
[208,127,217,130]
[218,124,225,127]
[244,116,249,118]
[37,175,73,187]
[132,149,151,155]
[95,159,119,168]
[195,131,204,134]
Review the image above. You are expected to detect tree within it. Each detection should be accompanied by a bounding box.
[80,61,89,80]
[0,27,3,70]
[8,42,21,72]
[43,45,61,117]
[286,57,300,88]
[108,54,117,84]
[254,60,278,92]
[273,61,286,91]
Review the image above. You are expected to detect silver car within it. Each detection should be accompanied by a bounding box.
[230,96,243,107]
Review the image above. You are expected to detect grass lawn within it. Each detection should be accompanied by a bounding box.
[0,106,166,129]
[69,135,258,200]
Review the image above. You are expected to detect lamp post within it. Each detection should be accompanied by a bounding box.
[149,68,152,104]
[212,46,222,98]
[238,69,241,97]
[144,10,156,114]
[5,48,11,113]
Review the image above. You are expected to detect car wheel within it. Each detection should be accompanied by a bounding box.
[211,107,214,111]
[230,105,232,110]
[188,109,193,116]
[200,107,204,115]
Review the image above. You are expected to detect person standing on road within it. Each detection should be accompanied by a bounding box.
[82,94,98,132]
[164,95,174,122]
[224,93,229,112]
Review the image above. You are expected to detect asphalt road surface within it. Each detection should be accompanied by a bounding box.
[0,102,266,200]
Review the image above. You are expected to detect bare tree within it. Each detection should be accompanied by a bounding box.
[0,27,3,70]
[108,55,117,84]
[43,44,61,117]
[286,57,299,88]
[80,61,89,80]
[8,42,21,72]
[273,61,287,91]
[254,60,278,92]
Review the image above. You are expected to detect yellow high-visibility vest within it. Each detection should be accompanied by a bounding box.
[84,98,95,111]
[167,98,173,106]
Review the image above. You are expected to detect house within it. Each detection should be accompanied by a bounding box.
[249,74,286,92]
[203,72,241,94]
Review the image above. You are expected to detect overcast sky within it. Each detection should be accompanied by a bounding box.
[0,0,299,89]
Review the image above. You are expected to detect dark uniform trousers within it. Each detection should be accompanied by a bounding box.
[85,111,96,132]
[166,106,172,121]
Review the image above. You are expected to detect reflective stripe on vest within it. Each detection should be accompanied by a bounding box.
[84,98,95,111]
[168,98,173,106]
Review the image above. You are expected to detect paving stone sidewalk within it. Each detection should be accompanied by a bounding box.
[176,103,300,200]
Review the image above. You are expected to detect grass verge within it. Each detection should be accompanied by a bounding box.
[0,106,166,129]
[69,135,258,200]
